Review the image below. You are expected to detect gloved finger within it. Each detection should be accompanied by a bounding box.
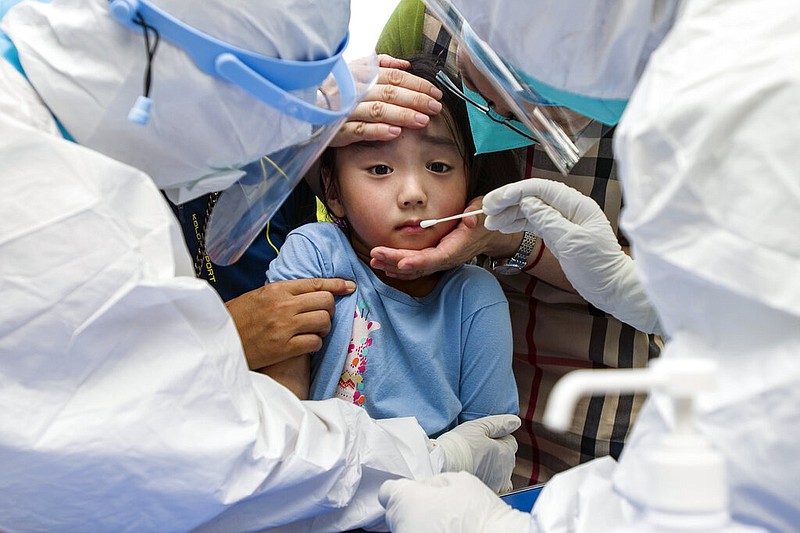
[483,214,531,234]
[486,178,604,228]
[482,202,527,233]
[480,437,517,493]
[484,179,594,236]
[483,179,551,213]
[516,179,609,229]
[379,475,452,507]
[498,479,514,495]
[378,478,410,508]
[514,196,584,249]
[531,179,605,225]
[495,433,519,454]
[488,433,519,477]
[478,414,522,438]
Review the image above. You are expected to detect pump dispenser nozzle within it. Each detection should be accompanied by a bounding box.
[543,358,766,532]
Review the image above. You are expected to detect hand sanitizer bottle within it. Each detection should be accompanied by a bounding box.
[544,358,766,533]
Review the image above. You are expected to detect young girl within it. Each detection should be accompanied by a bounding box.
[263,56,519,437]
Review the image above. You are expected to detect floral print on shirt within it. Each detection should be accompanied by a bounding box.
[334,300,381,407]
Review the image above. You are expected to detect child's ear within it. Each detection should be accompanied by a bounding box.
[322,167,346,219]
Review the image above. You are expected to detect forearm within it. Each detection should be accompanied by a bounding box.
[485,230,575,293]
[522,240,574,292]
[259,354,311,400]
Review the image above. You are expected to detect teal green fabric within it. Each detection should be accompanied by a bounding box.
[518,70,628,126]
[463,82,534,155]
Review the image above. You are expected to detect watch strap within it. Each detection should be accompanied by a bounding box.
[491,231,538,275]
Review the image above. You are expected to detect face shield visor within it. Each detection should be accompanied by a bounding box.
[424,0,616,174]
[205,56,379,265]
[106,0,379,266]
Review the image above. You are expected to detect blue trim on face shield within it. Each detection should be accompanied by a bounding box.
[462,82,534,155]
[517,71,628,126]
[108,0,354,126]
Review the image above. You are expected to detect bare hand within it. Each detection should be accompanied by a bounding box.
[225,278,356,369]
[330,55,443,147]
[369,198,521,280]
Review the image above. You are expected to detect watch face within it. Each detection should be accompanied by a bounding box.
[492,261,522,275]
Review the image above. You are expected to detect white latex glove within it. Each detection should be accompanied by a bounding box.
[379,471,532,533]
[431,414,521,493]
[483,179,663,336]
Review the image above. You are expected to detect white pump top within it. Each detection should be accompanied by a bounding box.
[544,358,728,517]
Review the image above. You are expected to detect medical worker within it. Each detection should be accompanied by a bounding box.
[379,0,800,531]
[0,0,521,531]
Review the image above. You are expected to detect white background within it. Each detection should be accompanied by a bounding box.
[344,0,402,62]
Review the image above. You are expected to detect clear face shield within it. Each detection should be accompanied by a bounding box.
[109,0,378,266]
[424,0,614,174]
[205,56,379,265]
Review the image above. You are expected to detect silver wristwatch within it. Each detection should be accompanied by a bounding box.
[491,231,538,275]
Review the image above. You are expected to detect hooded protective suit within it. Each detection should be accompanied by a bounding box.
[0,1,440,531]
[379,0,800,531]
[471,0,800,530]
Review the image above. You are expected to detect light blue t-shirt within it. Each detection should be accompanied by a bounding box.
[266,222,518,437]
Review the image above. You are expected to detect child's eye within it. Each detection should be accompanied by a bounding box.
[428,162,451,173]
[368,165,392,176]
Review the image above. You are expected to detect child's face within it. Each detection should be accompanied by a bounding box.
[329,114,468,259]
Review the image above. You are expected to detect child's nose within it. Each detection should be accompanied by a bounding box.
[398,172,428,207]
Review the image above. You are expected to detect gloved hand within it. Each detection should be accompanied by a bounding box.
[483,179,663,336]
[431,414,521,493]
[379,471,532,533]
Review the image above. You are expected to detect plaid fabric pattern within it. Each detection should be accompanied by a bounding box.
[503,138,662,487]
[414,8,663,486]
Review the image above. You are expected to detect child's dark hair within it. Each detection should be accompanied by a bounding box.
[320,54,520,226]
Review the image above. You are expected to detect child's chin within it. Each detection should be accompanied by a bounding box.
[390,235,438,250]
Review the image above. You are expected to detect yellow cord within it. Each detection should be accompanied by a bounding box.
[260,156,283,255]
[261,154,289,180]
[257,156,333,253]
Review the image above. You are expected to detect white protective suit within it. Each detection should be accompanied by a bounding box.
[381,0,800,532]
[0,1,441,531]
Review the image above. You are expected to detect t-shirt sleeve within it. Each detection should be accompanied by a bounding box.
[265,225,329,283]
[458,274,519,423]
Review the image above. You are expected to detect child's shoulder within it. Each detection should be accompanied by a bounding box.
[286,221,349,248]
[438,264,508,315]
[447,263,505,295]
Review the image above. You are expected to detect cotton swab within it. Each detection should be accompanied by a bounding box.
[420,209,484,228]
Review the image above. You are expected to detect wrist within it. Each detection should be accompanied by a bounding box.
[485,231,524,259]
[490,231,538,275]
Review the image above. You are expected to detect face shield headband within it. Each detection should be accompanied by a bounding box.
[424,0,614,174]
[109,0,377,266]
[108,0,354,126]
